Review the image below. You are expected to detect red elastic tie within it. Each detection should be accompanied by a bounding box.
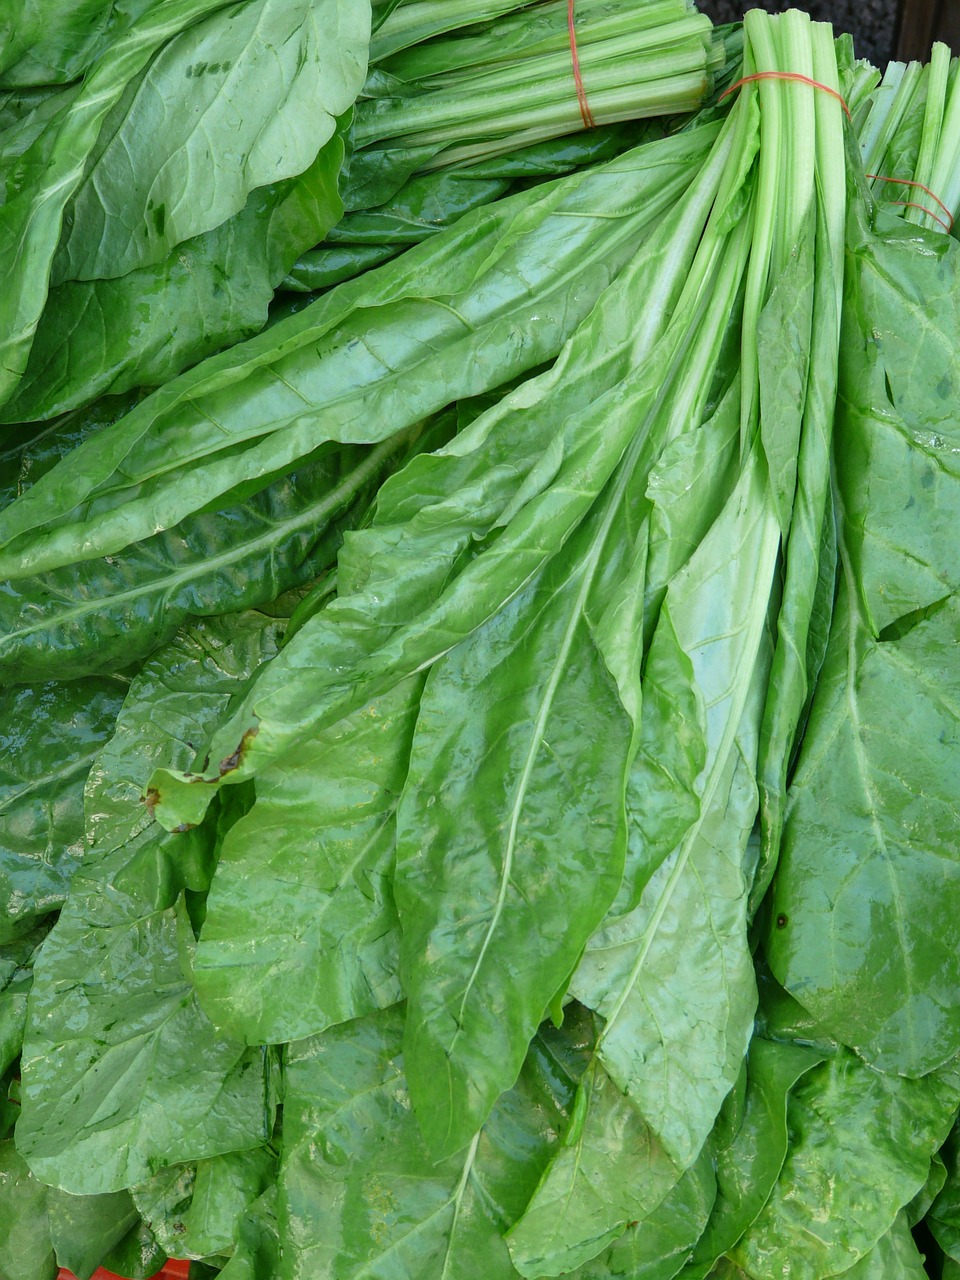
[866,174,954,231]
[882,199,954,233]
[567,0,596,129]
[720,71,852,121]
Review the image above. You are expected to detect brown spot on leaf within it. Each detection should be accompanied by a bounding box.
[173,822,196,834]
[219,724,259,776]
[144,787,160,817]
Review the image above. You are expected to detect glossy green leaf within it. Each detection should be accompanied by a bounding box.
[0,0,230,409]
[507,1063,682,1278]
[16,602,284,1194]
[836,1213,928,1279]
[18,833,275,1194]
[85,609,285,854]
[182,1147,277,1259]
[218,1186,279,1280]
[194,677,422,1043]
[280,1003,590,1280]
[571,452,778,1173]
[131,1163,196,1258]
[47,1185,140,1280]
[0,434,403,682]
[398,538,634,1155]
[0,1140,54,1280]
[838,208,960,635]
[0,676,127,942]
[0,123,717,589]
[928,1125,960,1262]
[729,1050,960,1277]
[53,0,369,282]
[3,130,345,422]
[766,585,960,1075]
[570,1147,716,1280]
[680,1037,824,1279]
[0,0,166,85]
[147,121,727,829]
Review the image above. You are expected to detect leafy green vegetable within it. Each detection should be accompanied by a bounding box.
[0,676,128,942]
[0,1140,55,1280]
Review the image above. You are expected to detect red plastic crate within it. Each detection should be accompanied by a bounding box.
[57,1262,190,1280]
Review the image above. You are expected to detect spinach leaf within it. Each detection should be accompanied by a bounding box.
[0,1140,55,1280]
[0,0,231,410]
[52,0,370,282]
[279,1003,591,1280]
[2,130,345,422]
[728,1052,960,1277]
[0,676,128,942]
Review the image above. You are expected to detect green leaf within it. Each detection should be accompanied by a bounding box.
[766,587,960,1075]
[680,1037,824,1279]
[0,1140,54,1280]
[145,122,725,829]
[928,1124,960,1261]
[0,435,400,682]
[0,0,164,85]
[85,610,286,854]
[218,1186,279,1280]
[729,1050,960,1277]
[47,1185,140,1280]
[3,130,345,422]
[0,0,231,409]
[0,123,717,589]
[0,676,127,941]
[279,1003,589,1280]
[397,511,638,1158]
[53,0,369,281]
[835,1213,928,1279]
[17,834,275,1194]
[507,1063,681,1278]
[838,209,960,635]
[182,1147,277,1259]
[131,1163,196,1259]
[193,677,421,1043]
[570,1148,716,1280]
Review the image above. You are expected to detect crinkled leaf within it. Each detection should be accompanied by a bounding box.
[1,435,400,682]
[280,1003,591,1280]
[194,677,421,1043]
[766,587,960,1075]
[53,0,369,281]
[729,1050,960,1277]
[18,833,275,1194]
[0,127,714,582]
[145,124,723,829]
[3,130,345,422]
[0,676,127,941]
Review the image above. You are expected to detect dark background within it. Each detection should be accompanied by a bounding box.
[697,0,960,66]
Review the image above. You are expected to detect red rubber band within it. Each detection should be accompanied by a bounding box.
[720,70,852,121]
[866,174,954,230]
[567,0,595,129]
[882,199,954,233]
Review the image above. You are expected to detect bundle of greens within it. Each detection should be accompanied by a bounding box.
[0,0,734,427]
[4,5,960,1280]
